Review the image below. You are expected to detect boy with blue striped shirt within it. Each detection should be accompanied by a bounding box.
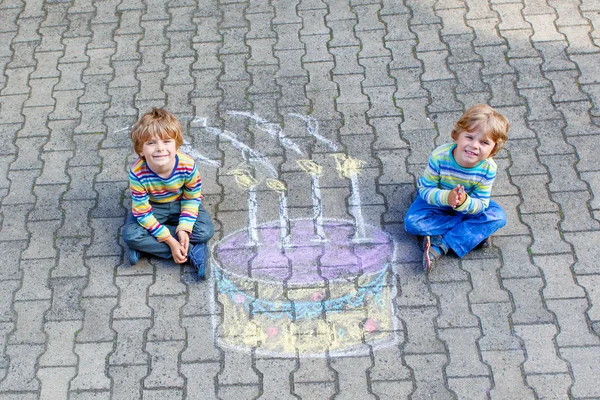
[122,108,214,279]
[404,104,509,271]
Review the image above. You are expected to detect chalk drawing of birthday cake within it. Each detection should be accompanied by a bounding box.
[213,218,397,356]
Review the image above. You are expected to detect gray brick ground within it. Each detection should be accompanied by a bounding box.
[0,0,599,398]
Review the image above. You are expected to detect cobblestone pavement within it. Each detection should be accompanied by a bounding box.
[1,0,599,398]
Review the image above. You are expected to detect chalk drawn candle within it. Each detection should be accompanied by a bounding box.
[265,178,290,247]
[297,160,326,241]
[231,168,260,246]
[332,154,368,242]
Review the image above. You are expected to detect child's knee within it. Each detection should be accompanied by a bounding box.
[122,223,146,245]
[403,213,421,234]
[191,223,214,243]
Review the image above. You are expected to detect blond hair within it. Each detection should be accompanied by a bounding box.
[451,104,509,157]
[130,108,183,156]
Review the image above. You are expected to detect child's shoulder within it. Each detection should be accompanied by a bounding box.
[430,143,455,160]
[175,151,198,173]
[432,143,454,155]
[177,151,195,165]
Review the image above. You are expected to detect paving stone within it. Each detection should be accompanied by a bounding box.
[19,106,54,138]
[218,352,260,386]
[147,295,186,341]
[52,237,90,278]
[403,354,453,399]
[526,14,565,42]
[291,382,336,400]
[21,220,61,260]
[0,280,18,322]
[144,341,185,388]
[546,298,600,346]
[46,277,86,321]
[526,373,573,400]
[0,344,44,392]
[515,324,569,374]
[552,191,599,232]
[330,356,377,399]
[439,327,489,377]
[447,376,491,400]
[0,241,26,280]
[462,258,510,304]
[471,302,521,351]
[109,365,148,400]
[558,346,600,398]
[0,204,31,241]
[9,300,49,344]
[77,297,117,343]
[534,254,586,299]
[14,259,52,301]
[70,342,113,391]
[430,281,479,328]
[255,358,298,400]
[368,346,411,382]
[180,316,220,362]
[109,318,150,366]
[39,320,80,367]
[113,275,153,319]
[37,366,76,400]
[481,350,535,399]
[397,307,446,354]
[502,277,554,324]
[520,213,572,254]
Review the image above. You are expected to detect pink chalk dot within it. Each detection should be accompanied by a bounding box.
[364,319,379,333]
[312,292,325,301]
[267,327,279,338]
[233,294,246,304]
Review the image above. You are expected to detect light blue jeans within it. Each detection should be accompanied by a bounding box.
[404,197,506,258]
[122,201,214,259]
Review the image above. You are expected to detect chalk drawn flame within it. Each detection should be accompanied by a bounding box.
[265,178,286,193]
[297,159,323,177]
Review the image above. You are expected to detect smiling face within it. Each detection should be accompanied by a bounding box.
[141,135,178,176]
[452,126,496,168]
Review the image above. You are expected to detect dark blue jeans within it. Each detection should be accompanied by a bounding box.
[122,201,214,259]
[404,197,506,258]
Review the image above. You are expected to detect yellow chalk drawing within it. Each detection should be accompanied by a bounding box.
[332,154,365,179]
[265,178,286,193]
[297,159,323,177]
[230,168,259,189]
[216,267,395,355]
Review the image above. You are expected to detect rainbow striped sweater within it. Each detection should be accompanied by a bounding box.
[417,143,497,215]
[129,152,202,242]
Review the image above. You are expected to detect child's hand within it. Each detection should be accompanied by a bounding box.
[166,236,188,264]
[448,185,466,208]
[177,230,190,254]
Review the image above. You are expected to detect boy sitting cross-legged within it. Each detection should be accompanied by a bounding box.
[404,104,509,272]
[122,107,214,279]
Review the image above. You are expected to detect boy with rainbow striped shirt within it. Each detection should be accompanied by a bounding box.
[404,104,509,272]
[123,108,214,279]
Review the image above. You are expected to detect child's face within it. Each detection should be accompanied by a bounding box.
[453,127,496,168]
[140,135,178,173]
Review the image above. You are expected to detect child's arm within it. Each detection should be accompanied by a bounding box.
[129,168,172,242]
[176,159,202,236]
[417,156,454,207]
